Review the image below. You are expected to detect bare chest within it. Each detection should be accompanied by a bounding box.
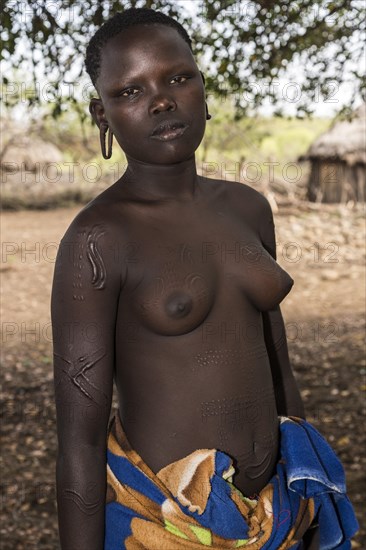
[117,212,293,336]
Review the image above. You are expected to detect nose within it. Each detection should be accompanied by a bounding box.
[149,93,177,116]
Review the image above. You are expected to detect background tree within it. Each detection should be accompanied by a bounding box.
[1,0,365,119]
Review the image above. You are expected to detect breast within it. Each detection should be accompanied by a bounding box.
[234,241,294,311]
[132,260,217,336]
[121,225,293,336]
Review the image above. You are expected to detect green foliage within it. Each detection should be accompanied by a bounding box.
[196,98,330,166]
[31,89,330,167]
[1,106,331,210]
[1,0,365,119]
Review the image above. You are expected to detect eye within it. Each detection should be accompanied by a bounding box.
[120,87,140,98]
[169,75,190,84]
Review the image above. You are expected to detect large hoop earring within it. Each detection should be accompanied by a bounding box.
[205,103,212,120]
[100,122,113,159]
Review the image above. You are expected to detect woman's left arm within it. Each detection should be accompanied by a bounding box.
[262,305,305,418]
[258,197,305,419]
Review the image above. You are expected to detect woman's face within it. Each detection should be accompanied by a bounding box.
[92,24,207,165]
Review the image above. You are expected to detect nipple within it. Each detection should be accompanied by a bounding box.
[165,291,193,318]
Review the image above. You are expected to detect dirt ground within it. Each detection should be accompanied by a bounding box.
[1,203,365,548]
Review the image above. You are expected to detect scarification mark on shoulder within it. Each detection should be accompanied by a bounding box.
[86,224,107,290]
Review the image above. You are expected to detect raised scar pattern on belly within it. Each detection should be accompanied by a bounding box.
[86,225,106,290]
[54,348,107,405]
[200,388,274,427]
[191,344,267,372]
[192,348,244,371]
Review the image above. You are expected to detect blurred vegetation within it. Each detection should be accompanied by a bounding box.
[1,97,331,210]
[37,96,330,165]
[1,0,365,119]
[197,97,329,163]
[1,0,359,213]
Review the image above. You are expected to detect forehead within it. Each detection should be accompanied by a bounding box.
[98,24,196,83]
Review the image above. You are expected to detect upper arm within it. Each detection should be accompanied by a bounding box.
[51,212,121,453]
[257,194,277,260]
[254,195,305,416]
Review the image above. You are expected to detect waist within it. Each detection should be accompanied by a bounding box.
[117,400,279,496]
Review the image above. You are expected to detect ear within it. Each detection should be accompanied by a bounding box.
[199,71,206,86]
[89,98,106,128]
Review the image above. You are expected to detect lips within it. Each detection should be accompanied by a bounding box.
[150,119,189,141]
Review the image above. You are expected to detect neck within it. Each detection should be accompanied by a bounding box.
[120,155,200,203]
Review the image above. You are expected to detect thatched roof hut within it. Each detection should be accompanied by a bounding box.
[300,104,366,203]
[1,134,63,172]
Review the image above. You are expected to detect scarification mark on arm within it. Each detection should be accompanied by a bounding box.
[54,348,107,405]
[86,225,107,289]
[63,488,104,515]
[72,231,85,301]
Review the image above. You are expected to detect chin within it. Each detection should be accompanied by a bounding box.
[154,150,197,165]
[124,145,200,166]
[118,124,205,166]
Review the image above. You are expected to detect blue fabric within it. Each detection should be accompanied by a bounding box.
[107,450,166,506]
[262,462,297,548]
[172,450,250,539]
[167,418,358,546]
[105,416,359,549]
[105,502,145,550]
[279,418,359,549]
[282,418,346,495]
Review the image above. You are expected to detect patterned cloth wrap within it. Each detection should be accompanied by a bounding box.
[105,413,358,550]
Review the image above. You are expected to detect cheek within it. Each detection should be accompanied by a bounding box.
[191,90,207,125]
[183,89,207,134]
[190,87,206,109]
[105,109,140,148]
[103,97,138,123]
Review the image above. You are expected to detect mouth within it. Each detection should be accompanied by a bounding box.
[150,120,189,141]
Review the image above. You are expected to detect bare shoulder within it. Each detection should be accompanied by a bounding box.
[60,186,125,242]
[55,188,130,281]
[54,192,128,294]
[201,176,273,220]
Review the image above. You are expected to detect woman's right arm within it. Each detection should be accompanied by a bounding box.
[51,211,121,550]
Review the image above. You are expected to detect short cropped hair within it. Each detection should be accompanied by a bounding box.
[85,7,193,88]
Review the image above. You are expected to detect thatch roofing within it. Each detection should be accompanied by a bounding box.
[301,103,366,165]
[0,122,63,171]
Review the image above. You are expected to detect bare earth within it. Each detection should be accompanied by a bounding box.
[1,203,365,548]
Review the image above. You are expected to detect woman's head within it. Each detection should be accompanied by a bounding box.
[85,8,193,90]
[86,8,208,165]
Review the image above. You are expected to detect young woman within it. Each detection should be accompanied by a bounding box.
[51,8,358,550]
